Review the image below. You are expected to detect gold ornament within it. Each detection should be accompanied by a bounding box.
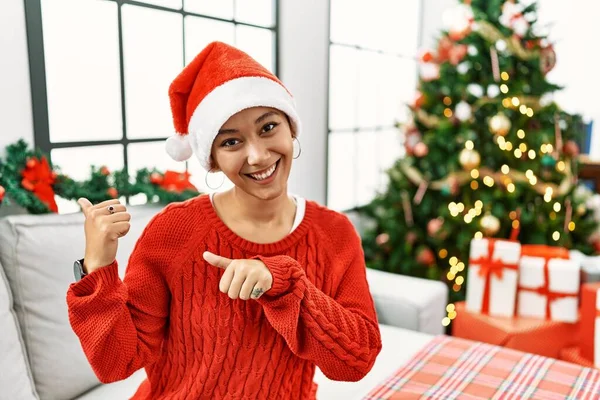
[489,113,511,136]
[459,148,481,170]
[480,212,501,236]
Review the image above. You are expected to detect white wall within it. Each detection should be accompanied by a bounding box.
[278,0,329,204]
[536,0,600,159]
[0,0,34,156]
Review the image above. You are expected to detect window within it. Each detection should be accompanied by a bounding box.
[25,0,278,202]
[327,0,422,211]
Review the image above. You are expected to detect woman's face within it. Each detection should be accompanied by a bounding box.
[210,106,294,200]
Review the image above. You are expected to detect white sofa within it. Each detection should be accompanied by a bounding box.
[0,203,447,400]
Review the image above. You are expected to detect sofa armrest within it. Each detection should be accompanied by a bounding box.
[366,268,448,335]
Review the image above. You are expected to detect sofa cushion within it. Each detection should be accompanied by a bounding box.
[0,260,38,400]
[74,369,147,400]
[366,268,448,335]
[0,204,163,400]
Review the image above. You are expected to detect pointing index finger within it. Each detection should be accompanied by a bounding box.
[203,251,232,269]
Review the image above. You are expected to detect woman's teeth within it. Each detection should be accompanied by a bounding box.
[249,162,277,181]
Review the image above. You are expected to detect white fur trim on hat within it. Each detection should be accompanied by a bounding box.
[187,76,301,170]
[165,133,194,162]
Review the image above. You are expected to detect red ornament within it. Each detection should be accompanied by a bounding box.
[20,156,58,213]
[416,247,436,266]
[406,231,418,245]
[427,218,446,239]
[150,172,163,185]
[419,50,434,63]
[594,240,600,254]
[0,185,5,202]
[413,142,429,158]
[26,158,38,169]
[100,166,110,176]
[447,176,460,196]
[540,45,557,75]
[412,91,426,109]
[563,140,580,157]
[376,233,390,246]
[107,187,118,198]
[437,37,468,65]
[590,233,600,254]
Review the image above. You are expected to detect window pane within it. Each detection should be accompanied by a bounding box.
[330,0,359,45]
[378,129,403,173]
[127,141,186,177]
[235,0,274,27]
[184,0,233,20]
[378,128,403,190]
[122,5,183,139]
[389,0,421,55]
[358,0,420,54]
[51,144,123,181]
[135,0,182,9]
[328,45,358,130]
[356,131,379,206]
[235,26,274,72]
[378,55,416,127]
[185,16,235,64]
[187,159,234,194]
[357,51,379,129]
[327,132,356,211]
[41,0,122,143]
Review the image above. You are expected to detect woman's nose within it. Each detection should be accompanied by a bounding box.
[246,141,270,165]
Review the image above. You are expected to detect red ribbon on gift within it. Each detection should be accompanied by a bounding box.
[470,239,519,315]
[518,246,572,320]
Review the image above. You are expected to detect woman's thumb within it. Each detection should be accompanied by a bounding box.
[77,198,93,214]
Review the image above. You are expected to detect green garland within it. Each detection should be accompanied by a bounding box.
[0,139,203,214]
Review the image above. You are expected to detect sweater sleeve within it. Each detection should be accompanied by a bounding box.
[253,232,382,382]
[66,224,170,383]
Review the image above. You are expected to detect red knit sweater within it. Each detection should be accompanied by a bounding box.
[67,194,382,399]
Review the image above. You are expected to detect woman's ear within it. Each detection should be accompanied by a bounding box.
[208,156,220,172]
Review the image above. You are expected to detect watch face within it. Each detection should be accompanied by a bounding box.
[73,260,84,281]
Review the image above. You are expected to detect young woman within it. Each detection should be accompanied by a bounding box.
[67,41,382,400]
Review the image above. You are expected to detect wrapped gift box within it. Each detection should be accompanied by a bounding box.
[452,301,578,358]
[466,238,520,317]
[570,249,600,283]
[581,282,600,368]
[517,245,580,323]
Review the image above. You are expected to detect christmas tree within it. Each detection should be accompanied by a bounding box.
[357,0,600,305]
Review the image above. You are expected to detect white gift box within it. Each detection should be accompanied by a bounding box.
[570,249,600,283]
[517,252,580,323]
[466,238,521,317]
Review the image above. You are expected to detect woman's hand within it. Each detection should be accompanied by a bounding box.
[78,197,131,274]
[203,251,273,300]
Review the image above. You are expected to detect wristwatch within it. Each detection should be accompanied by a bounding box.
[73,258,87,282]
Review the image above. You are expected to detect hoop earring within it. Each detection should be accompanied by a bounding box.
[204,168,225,190]
[293,137,302,159]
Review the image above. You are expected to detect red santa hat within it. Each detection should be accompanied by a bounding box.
[166,41,301,170]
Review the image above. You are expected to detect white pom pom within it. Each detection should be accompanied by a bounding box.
[165,134,193,161]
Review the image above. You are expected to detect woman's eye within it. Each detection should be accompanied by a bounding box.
[221,139,239,147]
[262,122,278,133]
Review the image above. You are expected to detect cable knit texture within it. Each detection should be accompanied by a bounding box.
[66,194,382,400]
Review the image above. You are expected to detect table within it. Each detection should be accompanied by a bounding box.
[364,335,600,399]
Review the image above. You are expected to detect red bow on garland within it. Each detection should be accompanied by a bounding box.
[20,156,58,213]
[150,170,197,193]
